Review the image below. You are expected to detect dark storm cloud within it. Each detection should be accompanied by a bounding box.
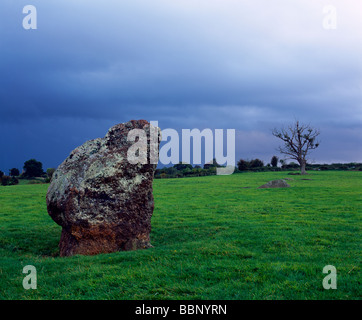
[0,0,361,171]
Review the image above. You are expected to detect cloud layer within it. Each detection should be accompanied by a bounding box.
[1,0,361,171]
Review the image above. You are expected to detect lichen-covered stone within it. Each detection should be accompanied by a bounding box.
[46,120,161,257]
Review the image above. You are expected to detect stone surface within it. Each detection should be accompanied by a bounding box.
[258,179,291,189]
[46,120,161,257]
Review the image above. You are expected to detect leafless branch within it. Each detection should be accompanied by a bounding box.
[272,120,320,173]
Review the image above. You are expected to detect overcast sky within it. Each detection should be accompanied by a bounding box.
[1,0,361,172]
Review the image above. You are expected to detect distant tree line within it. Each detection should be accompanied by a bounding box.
[1,156,361,186]
[154,159,226,179]
[0,159,56,186]
[236,156,362,173]
[156,156,362,179]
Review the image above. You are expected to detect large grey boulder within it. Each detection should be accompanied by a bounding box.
[46,120,161,257]
[258,179,291,189]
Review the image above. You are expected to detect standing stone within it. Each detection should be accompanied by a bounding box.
[46,120,161,257]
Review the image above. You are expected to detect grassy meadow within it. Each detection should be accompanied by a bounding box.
[0,171,361,300]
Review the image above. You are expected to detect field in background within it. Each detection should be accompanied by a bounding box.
[0,171,361,299]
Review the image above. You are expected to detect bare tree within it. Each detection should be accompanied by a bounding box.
[272,121,320,175]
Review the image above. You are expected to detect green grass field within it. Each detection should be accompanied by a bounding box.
[0,171,361,300]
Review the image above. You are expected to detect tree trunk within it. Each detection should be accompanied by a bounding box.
[300,160,307,175]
